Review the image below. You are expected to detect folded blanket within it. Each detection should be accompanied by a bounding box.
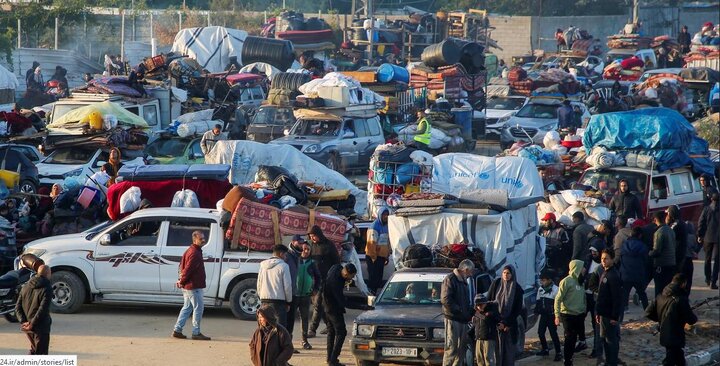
[395,206,443,217]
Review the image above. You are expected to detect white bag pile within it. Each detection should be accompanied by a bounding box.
[537,189,610,228]
[586,146,625,169]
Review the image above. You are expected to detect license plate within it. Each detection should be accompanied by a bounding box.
[381,347,418,357]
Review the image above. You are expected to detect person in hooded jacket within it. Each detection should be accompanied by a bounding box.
[17,265,53,355]
[365,208,390,294]
[257,245,293,328]
[620,227,650,310]
[285,236,301,343]
[697,193,720,289]
[645,273,697,366]
[666,205,693,294]
[472,294,500,366]
[555,260,587,366]
[596,249,624,366]
[295,242,321,350]
[580,244,603,358]
[535,271,562,361]
[487,265,524,366]
[649,211,676,297]
[250,304,294,366]
[308,225,340,337]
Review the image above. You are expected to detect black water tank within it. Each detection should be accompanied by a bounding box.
[421,40,461,68]
[242,36,295,71]
[270,72,312,91]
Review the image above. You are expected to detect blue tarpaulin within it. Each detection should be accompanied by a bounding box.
[583,108,694,150]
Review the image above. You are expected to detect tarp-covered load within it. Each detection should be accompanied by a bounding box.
[47,101,150,134]
[171,26,248,73]
[388,204,541,292]
[205,140,368,216]
[582,108,693,150]
[678,67,719,84]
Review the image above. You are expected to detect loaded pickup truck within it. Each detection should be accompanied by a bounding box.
[21,207,267,320]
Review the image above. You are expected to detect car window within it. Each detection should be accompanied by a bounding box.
[486,97,525,110]
[514,103,557,119]
[291,119,341,137]
[651,176,669,199]
[12,146,39,162]
[143,106,158,126]
[166,219,213,247]
[693,175,702,192]
[190,140,203,157]
[377,280,442,305]
[126,106,139,116]
[352,119,368,138]
[367,118,381,136]
[669,173,693,196]
[0,149,22,171]
[108,219,162,246]
[43,148,97,165]
[579,170,648,199]
[145,139,187,157]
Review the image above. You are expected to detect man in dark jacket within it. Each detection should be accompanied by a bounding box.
[557,99,574,129]
[649,211,676,297]
[612,215,633,265]
[17,265,52,355]
[534,271,562,361]
[646,273,698,366]
[699,175,718,208]
[472,294,500,365]
[285,236,302,340]
[609,179,642,219]
[678,25,692,53]
[172,231,210,340]
[596,249,623,366]
[308,225,341,337]
[25,61,40,89]
[698,193,720,289]
[441,259,474,366]
[620,227,650,310]
[322,263,356,366]
[666,205,693,294]
[571,212,594,260]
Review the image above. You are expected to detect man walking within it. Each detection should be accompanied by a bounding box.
[555,259,587,366]
[646,274,698,366]
[323,263,357,366]
[649,211,676,297]
[17,265,53,355]
[441,259,474,366]
[257,245,293,328]
[698,193,720,289]
[620,227,650,310]
[296,242,321,350]
[286,236,302,341]
[365,208,390,295]
[308,225,340,337]
[200,124,225,155]
[667,205,693,293]
[571,212,594,260]
[612,215,632,264]
[596,249,623,366]
[173,231,210,340]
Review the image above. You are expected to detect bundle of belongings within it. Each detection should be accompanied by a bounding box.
[73,76,146,98]
[273,11,334,51]
[631,73,688,113]
[297,72,385,108]
[368,144,434,218]
[580,108,715,176]
[43,101,149,153]
[397,109,467,150]
[606,33,652,50]
[502,141,563,166]
[532,68,581,96]
[0,109,43,137]
[507,66,533,96]
[389,192,458,217]
[221,165,351,251]
[434,243,488,272]
[602,56,645,81]
[537,189,610,229]
[164,109,224,138]
[562,26,595,51]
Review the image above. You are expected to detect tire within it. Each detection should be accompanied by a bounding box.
[325,154,339,172]
[19,180,37,195]
[229,278,260,320]
[4,309,19,323]
[355,360,379,366]
[50,271,85,314]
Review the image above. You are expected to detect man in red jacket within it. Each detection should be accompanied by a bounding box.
[172,231,211,340]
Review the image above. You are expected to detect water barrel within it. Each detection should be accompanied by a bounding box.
[421,40,461,68]
[241,36,295,71]
[376,63,410,83]
[353,19,367,41]
[452,39,486,73]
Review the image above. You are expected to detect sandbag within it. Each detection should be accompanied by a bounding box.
[549,194,569,213]
[558,214,573,227]
[171,189,200,208]
[119,186,142,214]
[402,243,433,268]
[585,206,610,222]
[273,174,307,205]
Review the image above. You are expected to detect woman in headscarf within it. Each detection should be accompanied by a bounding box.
[487,264,524,366]
[107,147,123,185]
[249,305,294,366]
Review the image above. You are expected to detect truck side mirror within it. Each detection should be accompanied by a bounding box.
[367,295,376,309]
[99,234,111,246]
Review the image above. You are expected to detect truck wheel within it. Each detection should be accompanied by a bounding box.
[4,309,18,323]
[355,360,379,366]
[229,278,260,320]
[51,271,85,314]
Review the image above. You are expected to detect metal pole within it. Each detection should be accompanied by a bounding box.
[121,12,125,62]
[54,17,59,50]
[632,0,639,24]
[17,18,20,49]
[207,11,211,27]
[179,12,183,32]
[150,12,154,40]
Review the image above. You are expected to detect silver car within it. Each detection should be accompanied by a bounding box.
[270,115,385,172]
[484,96,528,138]
[499,98,590,149]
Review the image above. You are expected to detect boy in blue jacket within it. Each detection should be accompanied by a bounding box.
[535,270,562,362]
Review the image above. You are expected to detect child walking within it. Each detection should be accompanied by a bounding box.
[536,271,562,362]
[472,294,500,366]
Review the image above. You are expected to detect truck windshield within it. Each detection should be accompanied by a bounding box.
[145,139,187,157]
[51,104,88,123]
[377,280,442,305]
[43,148,96,165]
[579,170,648,201]
[291,119,341,137]
[515,103,557,119]
[252,107,294,126]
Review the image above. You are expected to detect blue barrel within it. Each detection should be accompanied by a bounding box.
[376,63,410,83]
[451,107,473,139]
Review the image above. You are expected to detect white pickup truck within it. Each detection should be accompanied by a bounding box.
[21,207,267,320]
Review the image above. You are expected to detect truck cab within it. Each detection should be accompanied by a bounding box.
[21,208,271,320]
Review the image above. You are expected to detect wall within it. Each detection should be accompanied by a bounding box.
[486,16,533,64]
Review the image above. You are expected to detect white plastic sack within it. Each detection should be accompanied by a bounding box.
[587,152,614,168]
[557,214,574,227]
[120,186,142,214]
[410,150,434,166]
[549,194,569,213]
[560,190,585,206]
[171,189,200,208]
[428,129,449,149]
[177,120,222,137]
[551,145,568,155]
[585,206,610,222]
[543,130,561,149]
[103,114,118,130]
[177,109,214,124]
[562,204,584,219]
[587,218,601,228]
[216,199,224,211]
[575,196,601,208]
[644,87,658,99]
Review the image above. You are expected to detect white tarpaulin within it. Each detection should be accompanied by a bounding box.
[171,26,248,73]
[432,155,544,200]
[388,205,542,292]
[0,64,18,90]
[239,62,282,80]
[205,140,368,216]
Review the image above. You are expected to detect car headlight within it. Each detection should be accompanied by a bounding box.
[432,328,445,340]
[356,324,374,337]
[63,168,83,178]
[497,115,511,125]
[304,144,321,153]
[22,248,46,258]
[538,123,556,131]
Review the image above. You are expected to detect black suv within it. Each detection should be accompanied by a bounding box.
[0,143,41,194]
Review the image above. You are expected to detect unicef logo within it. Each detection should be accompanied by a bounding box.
[478,172,490,180]
[501,177,524,188]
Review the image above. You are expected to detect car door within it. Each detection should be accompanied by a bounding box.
[359,117,383,168]
[92,218,164,292]
[337,119,360,169]
[158,218,219,296]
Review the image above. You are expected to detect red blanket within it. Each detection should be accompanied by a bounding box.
[107,179,232,220]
